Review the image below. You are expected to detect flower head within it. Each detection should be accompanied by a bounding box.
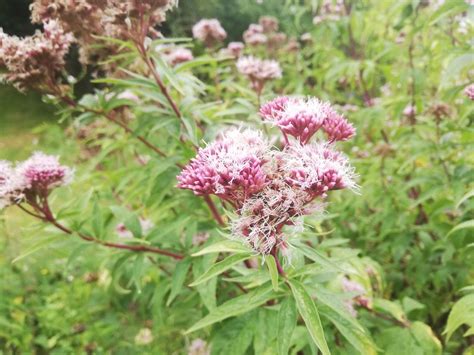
[177,128,269,201]
[192,19,227,47]
[0,161,25,209]
[280,143,357,197]
[231,180,311,254]
[236,56,281,94]
[16,152,73,193]
[403,104,416,117]
[341,277,371,310]
[226,41,244,57]
[322,109,356,142]
[164,47,194,66]
[188,339,210,355]
[259,16,279,33]
[243,24,268,46]
[261,96,355,143]
[464,84,474,100]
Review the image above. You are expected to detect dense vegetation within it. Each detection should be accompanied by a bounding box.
[0,1,473,354]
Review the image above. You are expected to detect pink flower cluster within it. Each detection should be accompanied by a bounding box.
[341,277,371,317]
[223,42,245,58]
[192,19,227,47]
[158,46,194,66]
[260,96,355,144]
[236,56,282,95]
[0,152,73,209]
[177,129,269,202]
[243,24,267,46]
[242,16,290,51]
[464,84,474,100]
[313,0,346,24]
[177,97,356,254]
[0,20,74,92]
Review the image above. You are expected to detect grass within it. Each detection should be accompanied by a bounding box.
[0,85,56,160]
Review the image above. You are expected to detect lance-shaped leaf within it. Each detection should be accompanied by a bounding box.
[278,297,297,355]
[190,253,252,286]
[185,284,277,333]
[288,279,331,355]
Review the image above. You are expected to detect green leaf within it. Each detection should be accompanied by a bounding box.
[444,293,474,341]
[441,53,474,87]
[373,299,407,323]
[266,255,279,291]
[318,304,376,355]
[166,258,191,306]
[411,322,442,355]
[91,197,104,238]
[288,279,331,355]
[12,235,62,263]
[190,253,252,287]
[292,242,350,273]
[211,312,256,355]
[456,189,474,209]
[278,297,297,355]
[447,220,474,237]
[185,284,276,333]
[192,240,250,256]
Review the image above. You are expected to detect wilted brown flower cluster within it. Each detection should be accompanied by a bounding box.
[0,20,74,93]
[30,0,177,63]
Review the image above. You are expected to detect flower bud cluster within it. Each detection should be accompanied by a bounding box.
[178,97,356,254]
[0,152,73,210]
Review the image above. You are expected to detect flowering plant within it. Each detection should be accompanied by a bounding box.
[0,0,472,354]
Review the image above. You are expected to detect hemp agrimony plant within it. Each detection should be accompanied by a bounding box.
[2,0,468,353]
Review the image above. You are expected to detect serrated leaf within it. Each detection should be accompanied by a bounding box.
[190,253,252,286]
[278,297,297,355]
[288,279,331,355]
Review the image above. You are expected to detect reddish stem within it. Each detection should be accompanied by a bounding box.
[203,195,226,227]
[24,201,184,260]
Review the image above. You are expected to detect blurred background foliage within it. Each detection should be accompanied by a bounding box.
[1,0,473,354]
